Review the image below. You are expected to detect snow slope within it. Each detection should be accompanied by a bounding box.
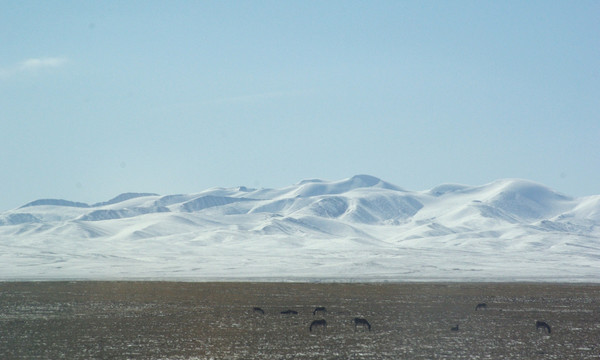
[1,175,598,281]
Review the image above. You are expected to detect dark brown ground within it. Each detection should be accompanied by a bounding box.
[0,282,599,359]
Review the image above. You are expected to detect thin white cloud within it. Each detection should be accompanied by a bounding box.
[18,57,68,71]
[0,57,68,78]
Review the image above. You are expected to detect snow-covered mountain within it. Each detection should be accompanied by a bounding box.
[1,175,599,281]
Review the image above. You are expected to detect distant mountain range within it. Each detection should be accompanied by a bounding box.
[1,175,598,281]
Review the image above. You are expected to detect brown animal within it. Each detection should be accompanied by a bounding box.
[353,317,371,331]
[313,306,327,316]
[475,303,487,311]
[309,319,327,332]
[536,320,551,334]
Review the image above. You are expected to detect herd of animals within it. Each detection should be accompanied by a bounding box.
[252,302,552,334]
[252,306,372,332]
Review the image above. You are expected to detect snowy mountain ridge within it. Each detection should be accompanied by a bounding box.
[1,175,599,281]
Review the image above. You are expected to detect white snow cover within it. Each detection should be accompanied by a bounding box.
[1,175,598,282]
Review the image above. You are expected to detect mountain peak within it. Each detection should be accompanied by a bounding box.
[481,179,573,220]
[297,178,326,185]
[20,199,90,209]
[93,192,159,207]
[290,175,402,198]
[349,174,382,185]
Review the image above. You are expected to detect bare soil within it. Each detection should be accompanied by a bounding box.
[1,282,599,359]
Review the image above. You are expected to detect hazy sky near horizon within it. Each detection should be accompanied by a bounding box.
[1,1,599,211]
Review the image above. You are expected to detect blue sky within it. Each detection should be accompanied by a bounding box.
[1,1,599,210]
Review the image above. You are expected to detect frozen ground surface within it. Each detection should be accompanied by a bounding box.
[1,175,598,281]
[1,282,599,359]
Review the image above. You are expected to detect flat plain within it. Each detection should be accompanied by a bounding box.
[0,282,599,359]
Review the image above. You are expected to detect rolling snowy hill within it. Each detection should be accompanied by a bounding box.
[1,175,598,281]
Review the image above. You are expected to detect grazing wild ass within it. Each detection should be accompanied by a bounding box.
[253,307,265,314]
[309,319,327,332]
[536,321,551,334]
[313,307,327,316]
[475,303,487,311]
[353,317,371,331]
